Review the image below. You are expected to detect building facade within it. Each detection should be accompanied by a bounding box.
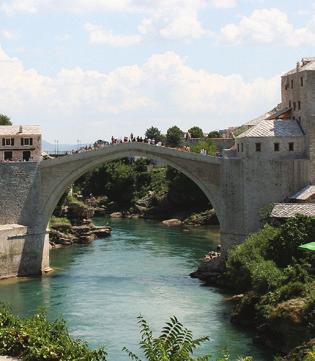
[0,125,42,162]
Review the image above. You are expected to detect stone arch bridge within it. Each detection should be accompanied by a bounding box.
[0,142,308,278]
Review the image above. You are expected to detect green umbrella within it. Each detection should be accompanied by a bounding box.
[298,242,315,252]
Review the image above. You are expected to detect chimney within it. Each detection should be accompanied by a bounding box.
[18,125,23,133]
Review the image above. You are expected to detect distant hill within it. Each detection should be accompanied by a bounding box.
[43,140,89,153]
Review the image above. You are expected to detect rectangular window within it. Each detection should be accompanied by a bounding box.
[301,77,304,87]
[241,143,244,152]
[21,138,24,146]
[255,143,261,152]
[274,143,280,152]
[289,142,294,151]
[5,139,11,146]
[10,138,14,146]
[4,151,12,161]
[2,139,4,146]
[298,101,301,110]
[24,138,29,146]
[30,138,33,146]
[237,144,240,152]
[293,102,296,111]
[289,100,292,108]
[291,79,294,89]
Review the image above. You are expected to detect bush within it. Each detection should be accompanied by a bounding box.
[207,131,220,138]
[0,305,107,360]
[225,224,280,292]
[190,140,216,156]
[267,215,315,267]
[145,127,162,142]
[250,260,284,294]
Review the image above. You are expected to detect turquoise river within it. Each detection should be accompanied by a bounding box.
[0,218,272,360]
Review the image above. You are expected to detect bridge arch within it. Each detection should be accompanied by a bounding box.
[39,143,222,233]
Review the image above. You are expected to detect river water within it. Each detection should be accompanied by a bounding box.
[0,218,271,360]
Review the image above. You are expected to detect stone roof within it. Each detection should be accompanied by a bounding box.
[243,112,271,127]
[236,119,304,138]
[271,203,315,218]
[290,185,315,201]
[0,125,41,136]
[284,58,315,76]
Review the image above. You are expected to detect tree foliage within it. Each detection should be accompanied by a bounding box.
[190,140,216,156]
[145,127,162,142]
[0,114,12,125]
[188,126,203,139]
[123,315,212,361]
[166,126,184,147]
[207,131,220,138]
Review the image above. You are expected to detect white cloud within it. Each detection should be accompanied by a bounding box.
[85,23,142,46]
[211,0,236,9]
[0,46,280,142]
[220,8,315,46]
[1,30,17,39]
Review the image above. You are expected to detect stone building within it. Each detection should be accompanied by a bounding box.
[0,125,42,162]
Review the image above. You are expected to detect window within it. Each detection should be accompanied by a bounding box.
[237,144,240,152]
[274,143,280,152]
[298,101,301,110]
[4,151,12,161]
[289,142,294,151]
[291,79,294,89]
[255,143,261,152]
[21,138,33,146]
[301,77,304,87]
[289,100,292,108]
[3,138,14,146]
[23,151,31,161]
[241,143,244,152]
[293,102,296,111]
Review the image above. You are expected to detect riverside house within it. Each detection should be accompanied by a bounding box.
[0,125,42,162]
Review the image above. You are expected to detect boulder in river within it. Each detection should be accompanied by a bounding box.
[162,218,182,226]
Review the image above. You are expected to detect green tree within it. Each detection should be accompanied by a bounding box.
[145,126,162,142]
[166,126,184,147]
[188,126,203,138]
[0,114,12,125]
[208,131,220,138]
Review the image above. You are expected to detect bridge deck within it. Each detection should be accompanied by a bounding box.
[40,142,221,168]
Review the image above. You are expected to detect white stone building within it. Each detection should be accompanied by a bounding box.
[0,125,42,162]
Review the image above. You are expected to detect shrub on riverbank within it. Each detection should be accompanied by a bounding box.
[224,215,315,357]
[0,305,107,360]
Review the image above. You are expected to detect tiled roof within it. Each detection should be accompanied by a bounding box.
[236,119,303,138]
[271,203,315,218]
[284,58,315,76]
[243,112,271,127]
[0,125,41,136]
[290,185,315,201]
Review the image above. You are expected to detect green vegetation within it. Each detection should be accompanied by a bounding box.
[188,126,203,139]
[145,127,163,143]
[0,305,107,360]
[74,158,210,212]
[0,114,12,125]
[207,131,221,138]
[0,307,252,361]
[224,215,315,358]
[50,216,71,227]
[166,126,184,147]
[190,140,216,156]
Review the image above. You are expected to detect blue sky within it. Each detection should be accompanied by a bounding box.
[0,0,314,143]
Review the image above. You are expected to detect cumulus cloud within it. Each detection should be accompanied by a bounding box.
[220,8,315,46]
[0,46,280,142]
[85,23,142,46]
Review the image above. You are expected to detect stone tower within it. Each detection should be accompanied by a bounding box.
[281,58,315,182]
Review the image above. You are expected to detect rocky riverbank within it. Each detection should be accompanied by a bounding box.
[49,195,111,247]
